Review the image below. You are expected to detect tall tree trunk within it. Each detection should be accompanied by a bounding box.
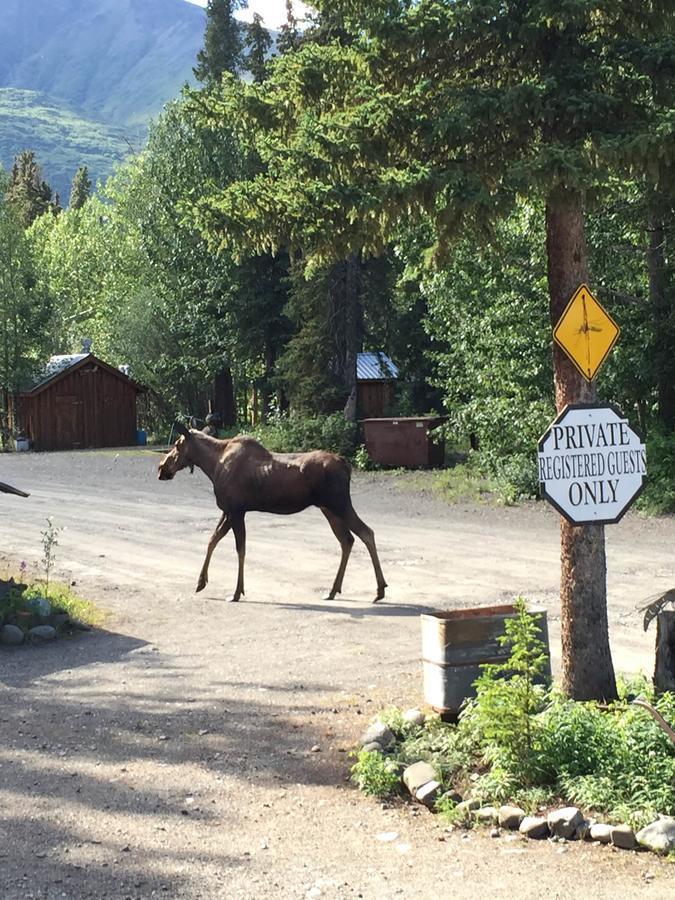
[647,196,675,430]
[546,187,617,701]
[214,367,237,427]
[328,255,363,422]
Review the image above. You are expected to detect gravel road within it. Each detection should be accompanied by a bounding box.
[0,448,673,899]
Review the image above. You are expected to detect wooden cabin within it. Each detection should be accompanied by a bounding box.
[357,352,399,418]
[11,353,145,451]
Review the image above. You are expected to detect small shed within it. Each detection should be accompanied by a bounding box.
[357,352,398,418]
[11,353,145,451]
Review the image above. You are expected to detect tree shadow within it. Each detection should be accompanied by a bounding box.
[0,629,148,687]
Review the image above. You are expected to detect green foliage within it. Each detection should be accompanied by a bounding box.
[6,149,56,227]
[248,412,357,456]
[637,427,675,515]
[462,598,550,778]
[353,444,375,471]
[0,88,131,210]
[350,750,400,798]
[353,605,675,828]
[243,13,273,84]
[194,0,245,85]
[40,516,63,599]
[69,165,92,211]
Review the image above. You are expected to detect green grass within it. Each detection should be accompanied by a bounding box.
[379,463,502,505]
[1,574,106,631]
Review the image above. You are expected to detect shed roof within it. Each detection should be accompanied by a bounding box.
[19,353,145,396]
[357,352,398,381]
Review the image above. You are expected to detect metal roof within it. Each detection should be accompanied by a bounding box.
[357,352,398,381]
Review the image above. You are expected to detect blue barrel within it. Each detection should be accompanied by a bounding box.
[136,428,147,446]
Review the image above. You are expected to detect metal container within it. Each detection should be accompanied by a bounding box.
[421,604,550,715]
[361,416,446,468]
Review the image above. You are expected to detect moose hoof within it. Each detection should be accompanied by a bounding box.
[373,587,386,604]
[196,578,207,593]
[323,590,339,602]
[228,593,242,603]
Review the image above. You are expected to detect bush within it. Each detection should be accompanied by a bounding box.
[352,602,675,829]
[247,412,357,456]
[350,750,401,798]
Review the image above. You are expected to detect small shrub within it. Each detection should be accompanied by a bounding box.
[461,597,550,778]
[350,750,401,798]
[248,412,357,456]
[353,444,375,471]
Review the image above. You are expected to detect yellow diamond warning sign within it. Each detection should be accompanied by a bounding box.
[553,284,620,382]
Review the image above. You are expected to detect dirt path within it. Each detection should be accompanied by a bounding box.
[1,449,673,899]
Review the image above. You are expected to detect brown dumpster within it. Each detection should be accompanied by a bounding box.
[361,416,446,468]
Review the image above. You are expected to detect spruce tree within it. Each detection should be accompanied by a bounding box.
[276,1,300,55]
[69,166,92,211]
[6,150,54,227]
[194,0,245,84]
[243,13,272,83]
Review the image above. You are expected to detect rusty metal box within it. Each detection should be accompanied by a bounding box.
[361,416,446,468]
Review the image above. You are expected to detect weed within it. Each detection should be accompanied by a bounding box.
[40,516,63,600]
[350,750,401,798]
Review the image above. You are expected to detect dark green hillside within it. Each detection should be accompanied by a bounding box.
[0,0,204,127]
[0,89,130,202]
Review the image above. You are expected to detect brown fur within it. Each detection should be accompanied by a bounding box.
[158,429,387,602]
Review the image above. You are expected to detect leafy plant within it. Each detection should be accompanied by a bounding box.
[350,750,401,798]
[41,516,63,600]
[462,597,550,778]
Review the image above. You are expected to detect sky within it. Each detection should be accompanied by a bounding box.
[184,0,311,31]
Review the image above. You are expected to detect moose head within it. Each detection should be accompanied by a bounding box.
[157,422,195,480]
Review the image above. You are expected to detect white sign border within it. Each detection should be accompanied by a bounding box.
[537,402,647,526]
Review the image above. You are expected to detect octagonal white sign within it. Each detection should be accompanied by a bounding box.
[537,404,647,525]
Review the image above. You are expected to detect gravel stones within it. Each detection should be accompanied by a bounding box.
[498,805,526,830]
[547,807,584,839]
[636,816,675,854]
[519,816,549,839]
[1,624,24,646]
[360,722,395,750]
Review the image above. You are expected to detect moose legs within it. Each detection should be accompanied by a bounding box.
[196,513,231,593]
[195,511,246,601]
[230,512,246,601]
[321,508,355,600]
[322,505,387,603]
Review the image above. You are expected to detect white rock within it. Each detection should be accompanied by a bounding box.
[403,761,436,795]
[519,816,549,839]
[547,807,584,839]
[498,805,526,830]
[360,722,395,750]
[589,823,613,844]
[402,709,426,727]
[636,816,675,854]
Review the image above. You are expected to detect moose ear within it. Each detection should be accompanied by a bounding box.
[174,421,190,438]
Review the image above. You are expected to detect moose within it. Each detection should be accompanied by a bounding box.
[158,423,387,603]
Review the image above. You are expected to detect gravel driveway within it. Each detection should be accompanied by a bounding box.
[0,448,673,899]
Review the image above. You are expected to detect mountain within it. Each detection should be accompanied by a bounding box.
[0,89,131,202]
[0,0,205,201]
[0,0,205,126]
